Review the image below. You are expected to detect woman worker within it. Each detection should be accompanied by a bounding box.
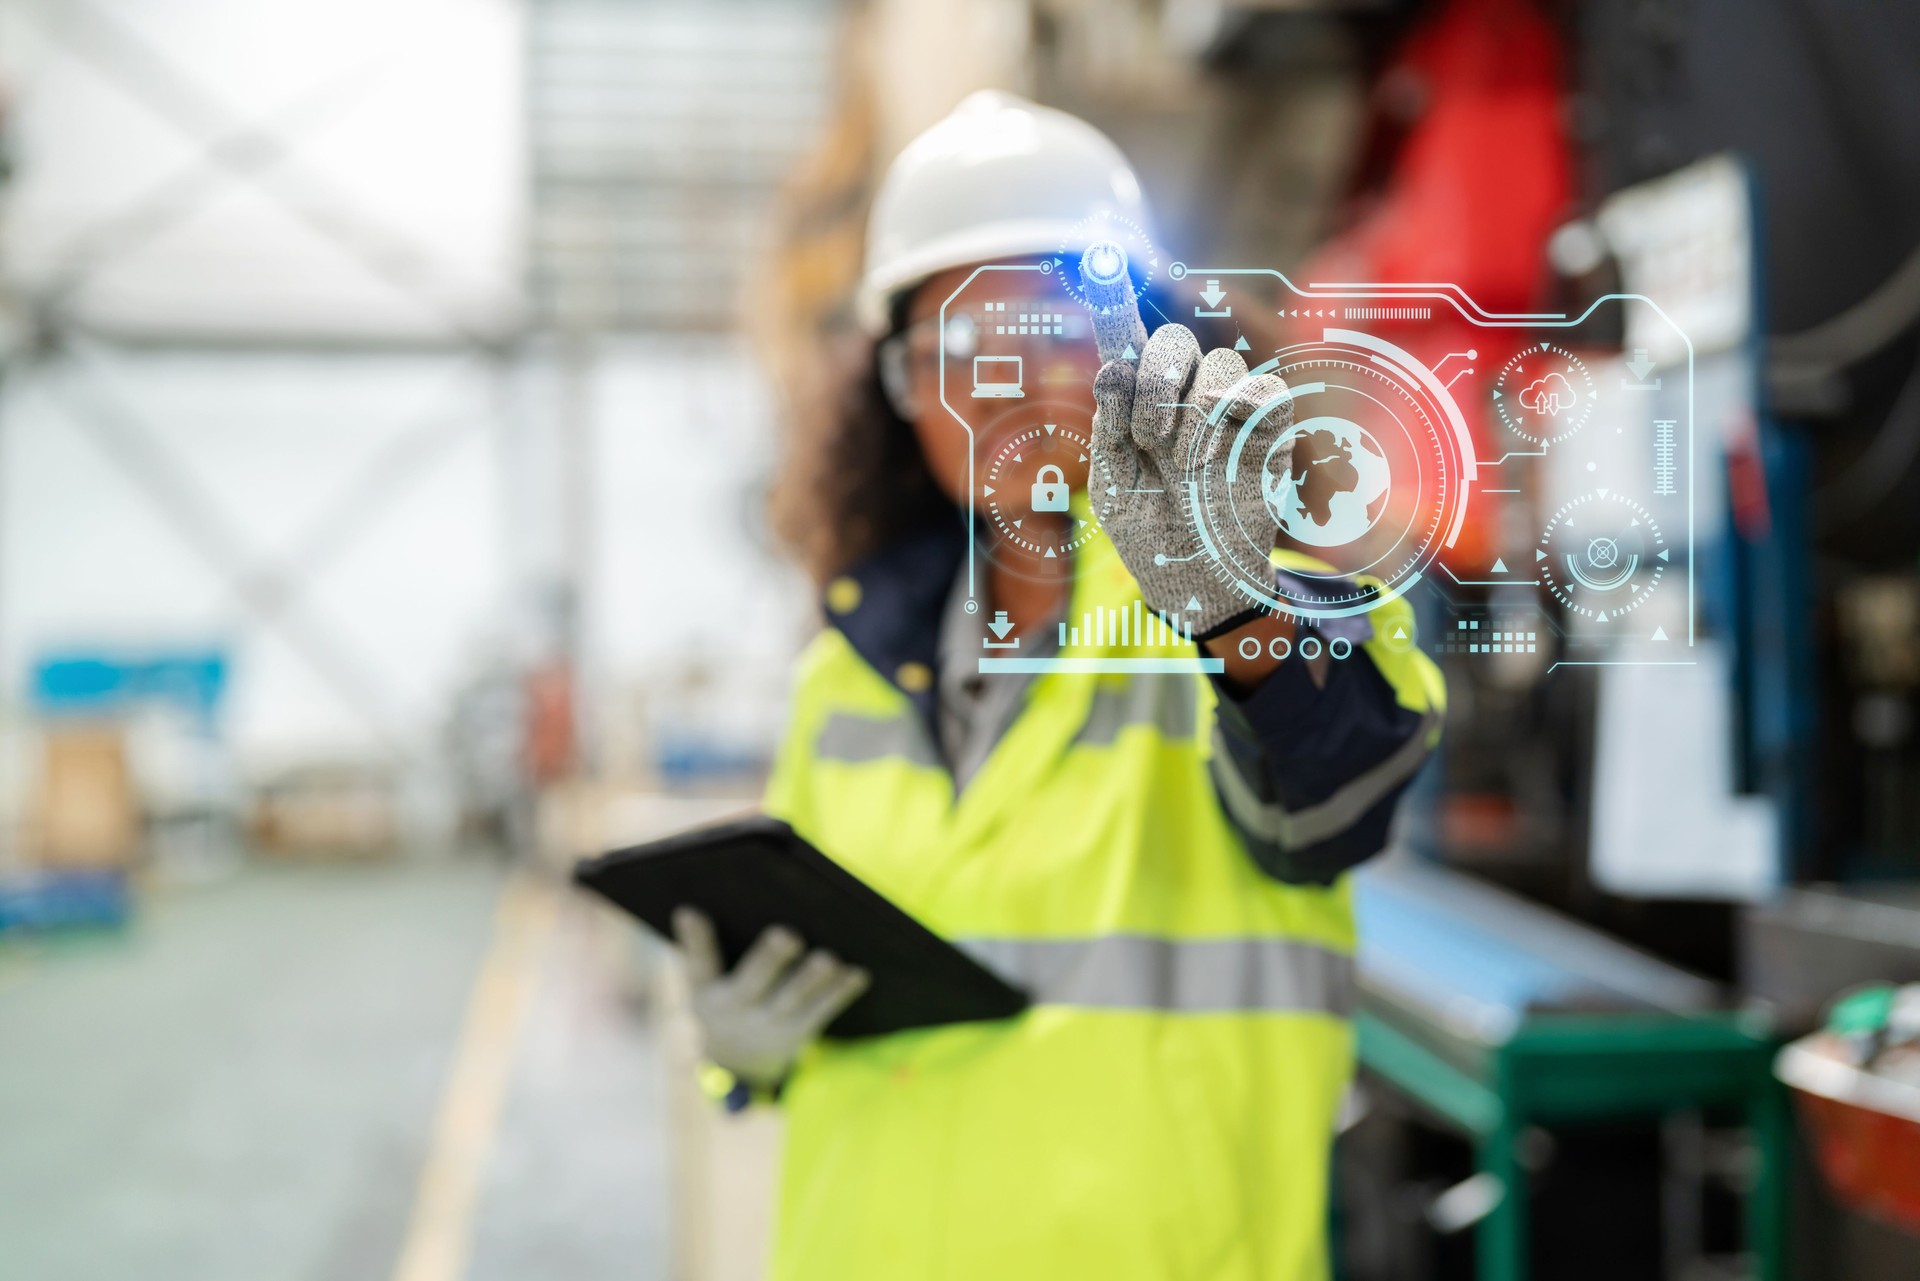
[670,91,1444,1281]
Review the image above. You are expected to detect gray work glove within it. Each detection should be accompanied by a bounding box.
[1082,245,1294,638]
[672,907,870,1087]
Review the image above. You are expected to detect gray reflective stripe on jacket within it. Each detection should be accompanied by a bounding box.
[815,711,942,769]
[816,674,1201,771]
[1072,675,1201,748]
[1209,711,1441,851]
[960,934,1354,1016]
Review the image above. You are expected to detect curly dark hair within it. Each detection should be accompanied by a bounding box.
[768,335,953,585]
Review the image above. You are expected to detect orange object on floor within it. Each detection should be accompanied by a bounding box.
[1778,1037,1920,1236]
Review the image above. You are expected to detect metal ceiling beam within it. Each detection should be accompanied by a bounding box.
[31,0,521,347]
[26,62,392,320]
[30,343,494,757]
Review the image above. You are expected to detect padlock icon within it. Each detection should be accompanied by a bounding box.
[1030,464,1070,512]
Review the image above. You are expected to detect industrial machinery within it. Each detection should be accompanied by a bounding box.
[1193,1,1920,1276]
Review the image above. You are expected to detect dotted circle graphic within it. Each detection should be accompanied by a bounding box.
[1537,490,1667,621]
[982,422,1101,578]
[1492,342,1596,447]
[1055,212,1158,312]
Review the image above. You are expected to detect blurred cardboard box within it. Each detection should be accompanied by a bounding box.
[32,725,141,869]
[250,764,398,860]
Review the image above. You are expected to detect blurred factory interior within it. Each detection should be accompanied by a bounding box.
[1,0,1917,1278]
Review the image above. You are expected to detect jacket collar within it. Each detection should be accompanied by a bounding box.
[822,516,969,716]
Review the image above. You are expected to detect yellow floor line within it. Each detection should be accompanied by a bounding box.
[390,871,559,1281]
[0,954,32,996]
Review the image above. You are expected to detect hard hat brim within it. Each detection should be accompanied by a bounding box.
[854,217,1085,335]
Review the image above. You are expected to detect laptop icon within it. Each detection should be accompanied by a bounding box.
[971,355,1024,399]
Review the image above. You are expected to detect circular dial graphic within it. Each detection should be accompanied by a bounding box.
[1185,338,1474,619]
[1053,212,1157,314]
[983,422,1100,571]
[1493,342,1596,447]
[1537,490,1667,621]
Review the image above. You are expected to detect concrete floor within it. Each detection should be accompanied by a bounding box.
[0,857,671,1281]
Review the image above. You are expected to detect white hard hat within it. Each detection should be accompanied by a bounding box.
[855,90,1153,334]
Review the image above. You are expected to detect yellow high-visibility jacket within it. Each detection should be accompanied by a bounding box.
[759,530,1444,1281]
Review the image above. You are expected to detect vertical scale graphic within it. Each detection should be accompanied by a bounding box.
[1653,419,1677,496]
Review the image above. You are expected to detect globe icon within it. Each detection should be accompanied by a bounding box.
[1261,416,1392,549]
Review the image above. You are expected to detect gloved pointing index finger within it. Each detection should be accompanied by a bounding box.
[1078,241,1148,368]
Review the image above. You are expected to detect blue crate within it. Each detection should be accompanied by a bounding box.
[0,870,133,934]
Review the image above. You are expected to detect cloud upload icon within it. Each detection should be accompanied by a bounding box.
[1521,371,1577,418]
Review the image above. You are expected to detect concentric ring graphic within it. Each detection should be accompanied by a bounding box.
[1186,329,1478,619]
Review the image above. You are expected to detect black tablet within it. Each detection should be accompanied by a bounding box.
[573,814,1029,1039]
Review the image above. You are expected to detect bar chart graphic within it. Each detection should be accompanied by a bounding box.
[1057,599,1193,648]
[978,599,1222,674]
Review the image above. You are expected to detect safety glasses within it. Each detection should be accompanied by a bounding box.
[877,305,1090,421]
[877,312,978,421]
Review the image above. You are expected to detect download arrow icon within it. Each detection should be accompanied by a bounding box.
[1199,280,1227,309]
[987,611,1015,640]
[1625,348,1656,381]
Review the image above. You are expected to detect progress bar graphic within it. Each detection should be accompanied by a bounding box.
[979,657,1224,674]
[1342,305,1432,320]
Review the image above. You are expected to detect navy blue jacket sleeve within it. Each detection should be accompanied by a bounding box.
[1207,636,1439,886]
